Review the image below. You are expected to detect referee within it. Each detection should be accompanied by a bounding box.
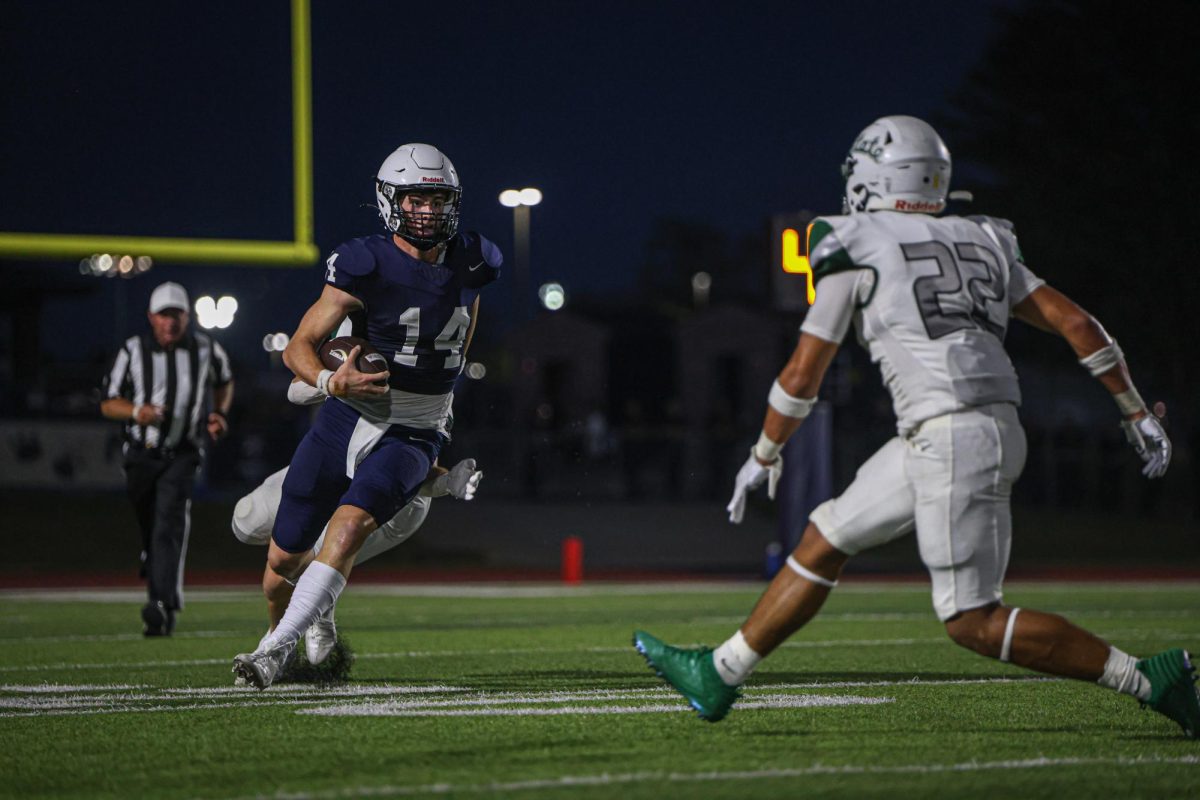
[100,281,234,636]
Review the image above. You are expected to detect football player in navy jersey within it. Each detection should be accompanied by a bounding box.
[230,373,483,671]
[233,143,501,689]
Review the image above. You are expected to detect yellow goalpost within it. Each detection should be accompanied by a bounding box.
[0,0,318,268]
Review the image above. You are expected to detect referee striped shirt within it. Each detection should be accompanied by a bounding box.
[103,332,233,453]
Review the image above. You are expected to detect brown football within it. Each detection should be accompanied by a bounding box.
[318,336,390,376]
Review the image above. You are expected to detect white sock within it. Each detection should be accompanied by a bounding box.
[712,630,761,686]
[262,561,346,652]
[1098,646,1151,701]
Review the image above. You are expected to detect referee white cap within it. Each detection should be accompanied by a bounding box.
[149,282,190,314]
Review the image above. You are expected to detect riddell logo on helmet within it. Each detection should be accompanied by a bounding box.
[894,199,943,212]
[421,177,446,183]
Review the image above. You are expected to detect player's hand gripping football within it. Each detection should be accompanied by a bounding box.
[726,449,783,524]
[328,345,390,399]
[1121,413,1171,478]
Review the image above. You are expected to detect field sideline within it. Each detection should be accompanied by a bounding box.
[2,581,1197,799]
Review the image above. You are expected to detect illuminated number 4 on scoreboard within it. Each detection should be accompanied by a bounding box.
[780,224,816,305]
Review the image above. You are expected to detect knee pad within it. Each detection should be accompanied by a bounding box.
[232,468,287,545]
[231,490,274,545]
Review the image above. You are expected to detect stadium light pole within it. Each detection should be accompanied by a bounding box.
[499,188,542,321]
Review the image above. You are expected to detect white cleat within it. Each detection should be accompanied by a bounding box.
[232,642,295,690]
[305,606,338,665]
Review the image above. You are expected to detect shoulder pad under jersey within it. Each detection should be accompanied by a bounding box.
[323,237,379,295]
[966,215,1024,264]
[445,231,503,288]
[808,215,858,284]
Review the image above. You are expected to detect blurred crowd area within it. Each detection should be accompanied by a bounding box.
[2,299,1195,529]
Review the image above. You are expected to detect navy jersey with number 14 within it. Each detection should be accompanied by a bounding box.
[324,231,500,394]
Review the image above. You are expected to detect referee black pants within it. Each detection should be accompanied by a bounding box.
[124,448,200,611]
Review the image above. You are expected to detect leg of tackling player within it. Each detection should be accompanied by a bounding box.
[635,522,846,722]
[231,458,481,686]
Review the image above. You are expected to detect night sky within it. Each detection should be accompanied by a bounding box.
[2,1,1009,365]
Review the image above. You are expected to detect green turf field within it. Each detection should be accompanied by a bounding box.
[1,582,1197,799]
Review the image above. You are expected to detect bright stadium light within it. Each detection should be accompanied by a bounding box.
[82,253,152,279]
[195,296,217,328]
[539,282,565,311]
[215,296,238,328]
[195,295,237,329]
[500,187,544,321]
[262,332,290,352]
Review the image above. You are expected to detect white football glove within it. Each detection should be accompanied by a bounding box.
[432,458,483,500]
[726,449,783,524]
[1121,415,1171,479]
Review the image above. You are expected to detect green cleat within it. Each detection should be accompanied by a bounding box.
[1136,648,1200,738]
[632,630,740,722]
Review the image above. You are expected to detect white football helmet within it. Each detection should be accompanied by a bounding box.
[375,143,462,249]
[841,116,951,214]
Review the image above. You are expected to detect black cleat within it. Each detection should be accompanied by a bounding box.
[141,601,175,637]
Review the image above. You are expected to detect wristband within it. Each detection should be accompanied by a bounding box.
[767,380,817,419]
[1114,388,1146,417]
[315,369,334,397]
[1078,340,1124,377]
[753,431,783,463]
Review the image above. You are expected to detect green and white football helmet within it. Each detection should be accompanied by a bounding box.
[841,116,951,215]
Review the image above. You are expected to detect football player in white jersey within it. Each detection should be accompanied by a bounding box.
[231,376,482,671]
[634,116,1197,737]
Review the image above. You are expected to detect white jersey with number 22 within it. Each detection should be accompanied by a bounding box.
[801,211,1045,435]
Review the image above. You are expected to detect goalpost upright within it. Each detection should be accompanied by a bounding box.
[0,0,318,268]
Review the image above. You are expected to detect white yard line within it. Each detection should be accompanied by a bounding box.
[205,755,1200,799]
[5,581,1196,605]
[2,628,1192,674]
[0,657,230,673]
[0,638,945,672]
[0,630,245,644]
[0,677,1052,719]
[303,694,892,718]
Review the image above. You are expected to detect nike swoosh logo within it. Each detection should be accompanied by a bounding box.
[468,260,486,271]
